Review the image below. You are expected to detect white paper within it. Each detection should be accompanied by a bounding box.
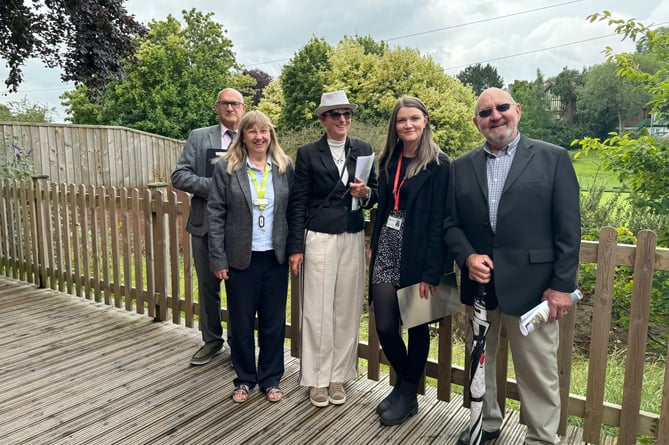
[519,289,583,336]
[351,153,375,211]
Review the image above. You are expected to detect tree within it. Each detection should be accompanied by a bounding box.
[510,71,559,142]
[0,97,54,122]
[62,9,254,139]
[0,0,145,97]
[577,12,669,222]
[576,62,650,137]
[279,37,333,130]
[256,79,284,125]
[263,35,481,154]
[456,63,504,95]
[243,69,273,106]
[351,46,481,155]
[549,67,583,125]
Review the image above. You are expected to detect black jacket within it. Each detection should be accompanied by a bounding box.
[369,150,451,300]
[288,134,378,254]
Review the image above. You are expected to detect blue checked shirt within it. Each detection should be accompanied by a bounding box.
[484,134,520,233]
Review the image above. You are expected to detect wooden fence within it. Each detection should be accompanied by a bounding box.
[0,122,184,187]
[0,177,668,445]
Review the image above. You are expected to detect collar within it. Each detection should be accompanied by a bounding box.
[483,133,520,158]
[245,154,273,169]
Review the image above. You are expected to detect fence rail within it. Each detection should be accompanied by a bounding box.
[1,122,184,187]
[0,177,667,445]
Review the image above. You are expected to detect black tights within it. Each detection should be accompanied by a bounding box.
[371,283,430,384]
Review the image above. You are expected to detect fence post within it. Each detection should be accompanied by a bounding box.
[31,175,49,288]
[148,182,169,321]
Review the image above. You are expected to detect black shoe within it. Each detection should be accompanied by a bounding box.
[190,343,224,365]
[376,380,402,415]
[456,428,501,444]
[379,381,418,426]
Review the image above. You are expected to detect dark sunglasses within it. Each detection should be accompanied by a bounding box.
[477,103,513,119]
[325,110,353,120]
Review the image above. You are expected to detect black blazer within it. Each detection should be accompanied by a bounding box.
[443,134,581,315]
[287,134,378,254]
[369,150,451,299]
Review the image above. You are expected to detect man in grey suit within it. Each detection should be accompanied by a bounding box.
[172,88,246,365]
[444,87,580,444]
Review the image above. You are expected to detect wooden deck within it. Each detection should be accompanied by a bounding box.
[0,277,619,445]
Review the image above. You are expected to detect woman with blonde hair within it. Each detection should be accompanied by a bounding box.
[208,110,294,403]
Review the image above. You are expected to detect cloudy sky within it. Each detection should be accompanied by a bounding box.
[2,0,668,122]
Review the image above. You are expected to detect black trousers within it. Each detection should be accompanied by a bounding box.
[225,250,288,390]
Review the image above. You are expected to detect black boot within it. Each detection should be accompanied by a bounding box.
[376,379,402,415]
[379,381,418,426]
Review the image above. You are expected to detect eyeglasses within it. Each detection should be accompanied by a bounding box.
[477,103,514,119]
[247,129,270,136]
[324,111,353,120]
[217,101,243,108]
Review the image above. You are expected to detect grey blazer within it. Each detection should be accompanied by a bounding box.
[207,158,294,271]
[171,124,224,236]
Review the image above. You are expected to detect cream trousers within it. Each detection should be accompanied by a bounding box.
[299,230,365,388]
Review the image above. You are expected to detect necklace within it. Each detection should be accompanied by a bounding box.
[331,148,345,165]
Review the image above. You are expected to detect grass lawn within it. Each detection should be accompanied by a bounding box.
[571,149,624,191]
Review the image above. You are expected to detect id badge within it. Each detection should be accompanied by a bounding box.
[386,215,403,230]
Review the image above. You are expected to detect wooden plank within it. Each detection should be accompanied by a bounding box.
[99,186,111,305]
[144,188,155,318]
[153,188,168,321]
[168,189,180,324]
[119,187,131,310]
[19,180,31,282]
[109,186,121,307]
[180,192,193,326]
[437,314,454,401]
[63,184,74,295]
[0,180,9,276]
[619,230,656,444]
[131,188,144,315]
[90,185,101,301]
[584,226,618,443]
[51,182,65,291]
[79,184,91,298]
[658,340,669,444]
[70,184,82,296]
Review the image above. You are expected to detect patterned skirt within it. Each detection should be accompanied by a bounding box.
[371,210,406,286]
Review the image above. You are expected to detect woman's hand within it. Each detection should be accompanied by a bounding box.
[349,177,369,200]
[289,253,303,276]
[419,282,436,300]
[213,269,229,280]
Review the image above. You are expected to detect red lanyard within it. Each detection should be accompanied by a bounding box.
[392,155,406,211]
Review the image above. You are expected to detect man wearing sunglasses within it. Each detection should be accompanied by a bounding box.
[444,87,580,444]
[288,90,378,408]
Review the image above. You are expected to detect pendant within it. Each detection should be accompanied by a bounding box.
[258,215,265,228]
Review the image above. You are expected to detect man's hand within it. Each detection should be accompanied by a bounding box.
[543,288,573,322]
[466,254,493,283]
